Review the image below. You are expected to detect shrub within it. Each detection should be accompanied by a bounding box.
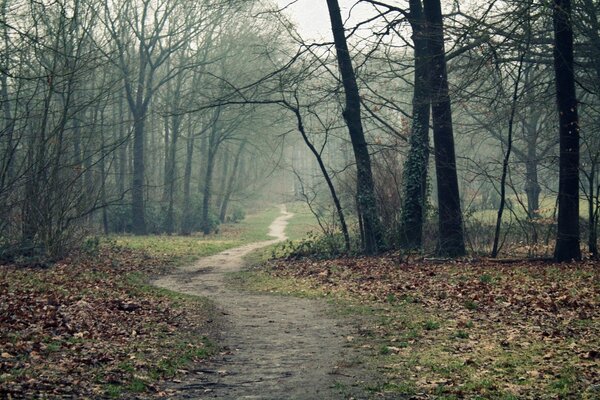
[231,207,246,223]
[277,231,353,260]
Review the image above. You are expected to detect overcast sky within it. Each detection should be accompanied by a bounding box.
[275,0,379,41]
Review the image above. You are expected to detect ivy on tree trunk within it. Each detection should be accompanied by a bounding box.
[423,0,465,257]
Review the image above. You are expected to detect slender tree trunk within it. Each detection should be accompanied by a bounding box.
[400,0,430,249]
[202,147,216,235]
[181,119,195,235]
[163,114,181,234]
[83,108,95,205]
[201,120,220,235]
[219,140,246,223]
[162,115,171,203]
[117,94,127,200]
[292,106,351,252]
[423,0,465,257]
[131,110,146,235]
[588,160,598,257]
[492,54,526,258]
[197,130,208,194]
[217,147,230,221]
[524,143,541,218]
[553,0,581,261]
[326,0,383,253]
[100,110,109,234]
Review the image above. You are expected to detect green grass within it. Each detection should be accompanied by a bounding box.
[470,196,591,224]
[284,202,322,241]
[225,270,326,299]
[112,236,240,265]
[112,205,284,266]
[240,202,321,266]
[424,320,440,331]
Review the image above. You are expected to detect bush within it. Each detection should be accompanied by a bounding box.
[107,204,132,233]
[230,207,246,223]
[202,212,221,234]
[276,231,352,260]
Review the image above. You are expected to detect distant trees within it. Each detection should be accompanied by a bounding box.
[1,0,598,262]
[103,0,213,234]
[0,0,287,261]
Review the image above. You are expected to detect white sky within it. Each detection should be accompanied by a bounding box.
[275,0,380,41]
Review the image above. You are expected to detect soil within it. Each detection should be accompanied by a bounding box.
[153,205,378,399]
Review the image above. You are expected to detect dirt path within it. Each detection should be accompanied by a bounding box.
[153,205,374,399]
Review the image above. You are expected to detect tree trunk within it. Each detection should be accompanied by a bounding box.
[163,114,181,234]
[524,143,541,218]
[325,0,383,253]
[400,0,430,249]
[220,140,247,223]
[131,111,147,235]
[588,161,598,258]
[217,147,230,221]
[492,54,526,258]
[201,147,216,235]
[292,106,351,252]
[553,0,581,262]
[180,119,195,235]
[117,94,127,201]
[162,114,171,203]
[201,120,220,235]
[197,129,208,194]
[423,0,466,257]
[100,110,109,235]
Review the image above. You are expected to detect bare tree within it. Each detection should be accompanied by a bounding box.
[326,0,383,253]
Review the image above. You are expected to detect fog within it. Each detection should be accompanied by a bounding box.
[0,0,598,260]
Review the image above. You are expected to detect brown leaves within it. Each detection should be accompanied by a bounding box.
[266,255,600,397]
[0,246,213,398]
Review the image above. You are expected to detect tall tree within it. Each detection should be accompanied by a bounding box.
[423,0,466,257]
[400,0,431,249]
[553,0,581,261]
[325,0,384,253]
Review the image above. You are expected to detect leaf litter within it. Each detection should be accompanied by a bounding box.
[264,255,599,398]
[1,244,216,399]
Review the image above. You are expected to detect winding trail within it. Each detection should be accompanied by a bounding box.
[153,205,371,399]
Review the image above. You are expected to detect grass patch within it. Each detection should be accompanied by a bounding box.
[424,320,440,331]
[284,202,321,241]
[225,270,326,299]
[112,205,283,266]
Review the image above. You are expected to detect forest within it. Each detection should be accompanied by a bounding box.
[0,0,598,398]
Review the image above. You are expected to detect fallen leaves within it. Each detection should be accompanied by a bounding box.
[0,245,216,398]
[265,254,599,398]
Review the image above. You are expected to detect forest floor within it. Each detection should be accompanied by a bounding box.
[240,255,599,399]
[153,205,377,399]
[0,240,219,399]
[0,205,312,399]
[2,205,599,399]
